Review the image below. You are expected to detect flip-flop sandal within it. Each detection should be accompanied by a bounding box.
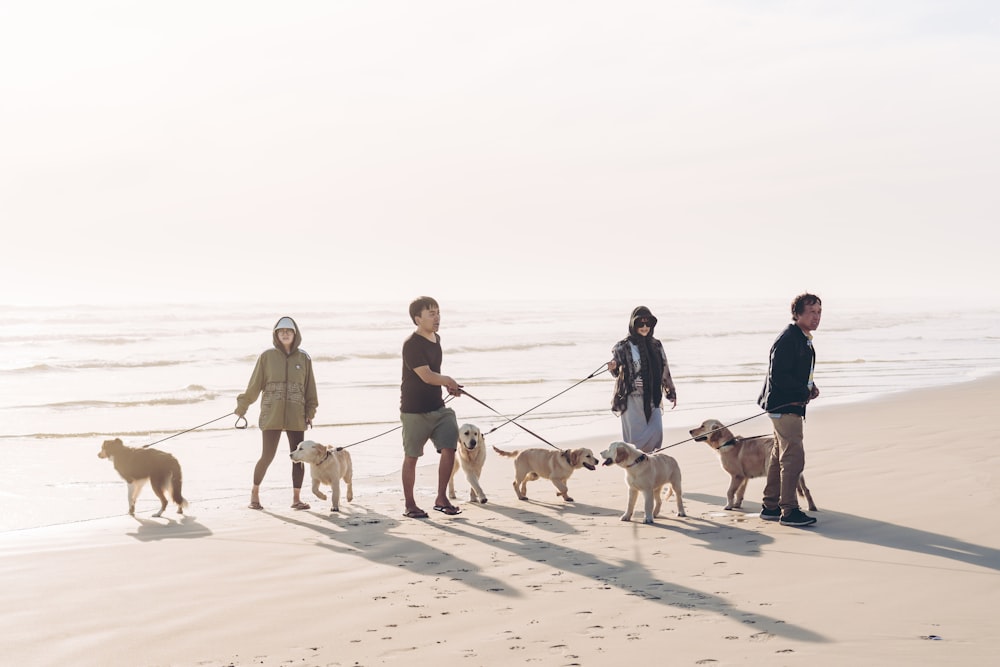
[402,509,429,519]
[248,501,263,510]
[290,501,311,510]
[433,505,462,516]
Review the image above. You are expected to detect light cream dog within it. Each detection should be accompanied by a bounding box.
[600,440,685,524]
[290,440,354,512]
[98,437,188,518]
[689,418,816,511]
[448,423,488,504]
[492,445,598,502]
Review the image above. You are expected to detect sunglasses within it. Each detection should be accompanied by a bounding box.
[636,318,652,327]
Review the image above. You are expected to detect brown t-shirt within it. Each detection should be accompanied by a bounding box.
[400,333,444,414]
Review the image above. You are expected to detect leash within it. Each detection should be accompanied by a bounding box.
[484,362,609,436]
[141,412,241,448]
[460,389,564,451]
[648,402,801,454]
[335,394,457,451]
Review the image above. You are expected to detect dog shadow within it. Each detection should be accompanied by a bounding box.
[126,514,213,542]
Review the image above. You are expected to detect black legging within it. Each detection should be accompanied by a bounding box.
[253,430,305,488]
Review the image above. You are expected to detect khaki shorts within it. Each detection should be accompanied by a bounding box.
[400,407,458,458]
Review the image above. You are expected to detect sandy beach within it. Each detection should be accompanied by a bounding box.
[2,375,999,666]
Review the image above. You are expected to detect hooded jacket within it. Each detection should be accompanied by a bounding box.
[235,316,318,431]
[757,323,815,417]
[610,306,676,417]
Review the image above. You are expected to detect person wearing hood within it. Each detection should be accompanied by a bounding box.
[607,306,677,453]
[235,316,319,511]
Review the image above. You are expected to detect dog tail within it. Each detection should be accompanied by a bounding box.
[492,445,517,458]
[171,459,188,509]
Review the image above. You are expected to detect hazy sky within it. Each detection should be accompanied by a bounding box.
[3,1,998,306]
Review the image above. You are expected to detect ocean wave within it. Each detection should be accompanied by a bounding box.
[4,359,188,374]
[23,385,218,410]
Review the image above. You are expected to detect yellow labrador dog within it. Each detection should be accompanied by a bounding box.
[290,440,354,512]
[492,445,598,502]
[98,438,187,518]
[448,423,488,504]
[689,419,816,511]
[600,441,685,524]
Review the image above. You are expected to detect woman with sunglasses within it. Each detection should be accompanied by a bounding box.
[607,306,677,453]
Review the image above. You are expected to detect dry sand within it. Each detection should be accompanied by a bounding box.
[2,375,999,666]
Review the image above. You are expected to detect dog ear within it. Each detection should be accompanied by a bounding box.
[615,446,628,464]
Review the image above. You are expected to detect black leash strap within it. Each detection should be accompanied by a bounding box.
[460,389,563,451]
[336,394,457,451]
[485,362,609,436]
[141,412,236,449]
[649,402,800,454]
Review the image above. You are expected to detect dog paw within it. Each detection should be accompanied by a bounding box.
[643,517,654,524]
[330,507,339,513]
[677,512,687,518]
[479,498,488,504]
[620,515,632,522]
[314,491,328,500]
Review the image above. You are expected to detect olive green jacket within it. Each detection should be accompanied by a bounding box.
[235,318,318,431]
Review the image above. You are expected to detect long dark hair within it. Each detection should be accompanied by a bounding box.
[627,306,663,421]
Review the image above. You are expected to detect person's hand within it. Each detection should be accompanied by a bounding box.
[306,418,313,429]
[607,360,617,372]
[444,377,463,396]
[809,385,820,401]
[668,397,677,410]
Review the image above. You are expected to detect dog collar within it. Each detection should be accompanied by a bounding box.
[318,449,334,465]
[718,438,738,450]
[627,453,648,467]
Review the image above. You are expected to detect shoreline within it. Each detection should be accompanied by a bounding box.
[2,374,999,665]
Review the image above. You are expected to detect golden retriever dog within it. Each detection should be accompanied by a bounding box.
[448,423,488,504]
[600,441,685,524]
[689,419,816,511]
[97,437,187,518]
[290,440,354,512]
[492,445,598,502]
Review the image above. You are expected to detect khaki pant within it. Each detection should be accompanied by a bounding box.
[762,414,805,513]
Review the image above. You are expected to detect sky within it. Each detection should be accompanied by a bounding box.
[2,1,998,307]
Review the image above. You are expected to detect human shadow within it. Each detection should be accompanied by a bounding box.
[812,509,1000,572]
[126,514,213,542]
[263,504,515,596]
[424,509,826,643]
[685,491,1000,572]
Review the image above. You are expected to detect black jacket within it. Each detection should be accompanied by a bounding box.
[757,323,815,417]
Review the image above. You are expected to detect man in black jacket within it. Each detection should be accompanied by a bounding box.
[757,293,822,527]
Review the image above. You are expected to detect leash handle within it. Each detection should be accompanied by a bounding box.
[234,415,248,430]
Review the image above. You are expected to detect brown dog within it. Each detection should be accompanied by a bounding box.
[448,423,488,504]
[689,419,816,511]
[600,441,685,524]
[290,440,354,512]
[98,438,187,517]
[492,445,598,502]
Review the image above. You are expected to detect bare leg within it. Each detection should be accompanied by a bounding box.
[435,449,457,508]
[402,455,421,513]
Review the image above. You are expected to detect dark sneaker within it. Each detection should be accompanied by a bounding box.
[779,509,817,527]
[759,506,781,521]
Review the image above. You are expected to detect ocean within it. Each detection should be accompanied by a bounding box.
[2,297,999,530]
